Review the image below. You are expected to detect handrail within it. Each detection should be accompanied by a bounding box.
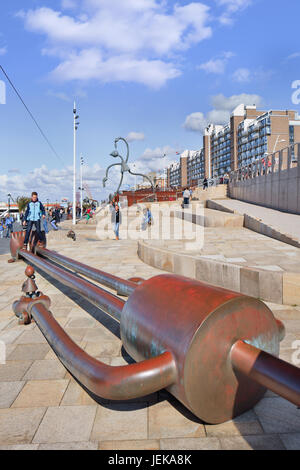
[230,142,300,182]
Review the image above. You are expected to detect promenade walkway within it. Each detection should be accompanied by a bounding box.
[215,199,300,241]
[0,222,299,450]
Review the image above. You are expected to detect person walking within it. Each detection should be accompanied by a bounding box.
[0,221,4,239]
[50,207,60,230]
[23,192,46,248]
[111,204,121,240]
[5,214,13,238]
[203,178,208,190]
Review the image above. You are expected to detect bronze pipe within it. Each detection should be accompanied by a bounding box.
[36,247,136,297]
[231,340,300,407]
[19,249,124,322]
[30,301,177,400]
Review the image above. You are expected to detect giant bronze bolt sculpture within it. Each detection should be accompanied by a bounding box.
[10,232,300,424]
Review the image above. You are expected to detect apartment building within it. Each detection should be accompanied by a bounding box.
[167,150,204,188]
[166,104,300,185]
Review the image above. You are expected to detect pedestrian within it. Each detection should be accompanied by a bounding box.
[5,214,13,238]
[203,178,208,190]
[111,204,121,240]
[50,209,59,230]
[23,192,46,249]
[0,222,4,239]
[86,207,92,224]
[183,187,190,207]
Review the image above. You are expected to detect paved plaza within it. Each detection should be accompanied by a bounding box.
[0,220,299,451]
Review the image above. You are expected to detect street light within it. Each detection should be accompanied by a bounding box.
[273,136,286,153]
[7,193,11,213]
[79,155,84,218]
[73,102,80,225]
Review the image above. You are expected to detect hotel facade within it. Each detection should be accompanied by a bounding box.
[167,104,300,188]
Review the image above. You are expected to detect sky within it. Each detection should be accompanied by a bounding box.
[0,0,300,202]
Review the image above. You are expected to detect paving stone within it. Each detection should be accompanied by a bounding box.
[99,440,160,450]
[23,360,67,381]
[33,406,97,444]
[7,344,50,361]
[0,329,24,345]
[254,397,300,433]
[0,360,32,381]
[148,400,205,439]
[60,379,100,406]
[12,379,69,408]
[38,442,98,450]
[0,381,25,408]
[205,410,263,437]
[279,433,300,450]
[0,444,40,450]
[84,340,121,357]
[91,403,148,441]
[14,328,47,345]
[220,434,285,450]
[0,407,46,445]
[160,437,221,450]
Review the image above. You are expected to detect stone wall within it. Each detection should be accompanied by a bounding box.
[228,158,300,215]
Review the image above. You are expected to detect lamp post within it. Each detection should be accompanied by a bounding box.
[7,193,11,213]
[273,136,286,153]
[73,102,80,225]
[79,155,84,218]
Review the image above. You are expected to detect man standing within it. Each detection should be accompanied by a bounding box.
[23,192,46,249]
[5,214,13,238]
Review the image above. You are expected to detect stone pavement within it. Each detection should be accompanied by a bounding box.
[215,199,300,241]
[0,228,299,450]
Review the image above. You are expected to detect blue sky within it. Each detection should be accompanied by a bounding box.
[0,0,300,202]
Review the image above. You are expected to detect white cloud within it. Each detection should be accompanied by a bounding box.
[47,90,71,101]
[0,164,112,202]
[232,67,273,83]
[17,2,212,88]
[50,49,180,89]
[126,132,145,143]
[139,145,178,161]
[184,92,263,133]
[211,93,263,110]
[183,112,208,133]
[198,51,234,74]
[216,0,253,24]
[216,0,253,13]
[232,68,251,82]
[286,52,300,61]
[133,145,178,174]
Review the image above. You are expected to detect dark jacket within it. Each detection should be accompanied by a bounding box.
[111,209,121,224]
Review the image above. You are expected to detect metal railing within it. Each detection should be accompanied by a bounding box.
[229,142,300,183]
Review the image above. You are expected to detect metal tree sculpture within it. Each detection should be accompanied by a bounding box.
[103,137,154,196]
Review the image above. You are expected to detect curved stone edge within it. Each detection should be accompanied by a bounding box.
[137,240,300,306]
